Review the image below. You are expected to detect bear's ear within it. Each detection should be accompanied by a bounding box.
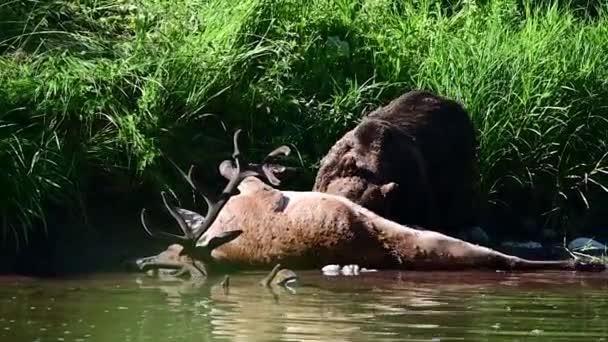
[340,154,357,174]
[354,120,387,149]
[380,182,398,198]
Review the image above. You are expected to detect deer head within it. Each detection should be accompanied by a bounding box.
[135,129,291,279]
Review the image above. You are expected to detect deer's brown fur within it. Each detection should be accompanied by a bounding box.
[191,177,587,271]
[134,130,603,276]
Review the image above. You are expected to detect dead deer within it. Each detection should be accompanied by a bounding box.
[133,130,605,279]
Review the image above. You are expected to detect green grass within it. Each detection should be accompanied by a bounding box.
[1,0,608,248]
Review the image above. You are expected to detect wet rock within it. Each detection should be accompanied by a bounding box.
[568,237,607,257]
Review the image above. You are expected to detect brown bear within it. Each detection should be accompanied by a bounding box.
[313,90,480,235]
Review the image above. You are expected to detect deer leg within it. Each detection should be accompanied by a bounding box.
[380,225,606,272]
[503,256,605,272]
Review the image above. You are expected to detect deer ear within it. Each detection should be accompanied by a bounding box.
[205,230,243,251]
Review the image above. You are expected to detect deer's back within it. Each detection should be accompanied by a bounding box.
[209,189,389,268]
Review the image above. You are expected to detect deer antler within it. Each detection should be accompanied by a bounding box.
[140,129,292,256]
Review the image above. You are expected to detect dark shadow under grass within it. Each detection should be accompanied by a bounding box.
[1,0,608,260]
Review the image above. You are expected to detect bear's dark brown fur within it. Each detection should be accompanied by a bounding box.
[313,90,479,234]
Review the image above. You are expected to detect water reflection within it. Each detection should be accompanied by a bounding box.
[1,271,608,341]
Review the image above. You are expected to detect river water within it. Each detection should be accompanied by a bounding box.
[1,271,607,341]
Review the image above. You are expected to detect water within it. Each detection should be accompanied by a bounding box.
[1,271,607,342]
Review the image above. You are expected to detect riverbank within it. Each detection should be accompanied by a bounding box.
[2,0,608,257]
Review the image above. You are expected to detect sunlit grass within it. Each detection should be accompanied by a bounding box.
[1,0,607,247]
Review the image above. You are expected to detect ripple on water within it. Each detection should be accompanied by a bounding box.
[1,271,608,341]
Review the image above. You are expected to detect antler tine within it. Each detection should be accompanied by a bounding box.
[158,129,290,246]
[259,145,292,186]
[232,128,243,160]
[140,208,189,241]
[168,158,215,213]
[192,129,252,243]
[263,145,291,162]
[230,128,245,177]
[161,191,194,240]
[187,165,213,212]
[139,130,260,252]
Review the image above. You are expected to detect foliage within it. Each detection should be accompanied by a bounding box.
[1,0,608,246]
